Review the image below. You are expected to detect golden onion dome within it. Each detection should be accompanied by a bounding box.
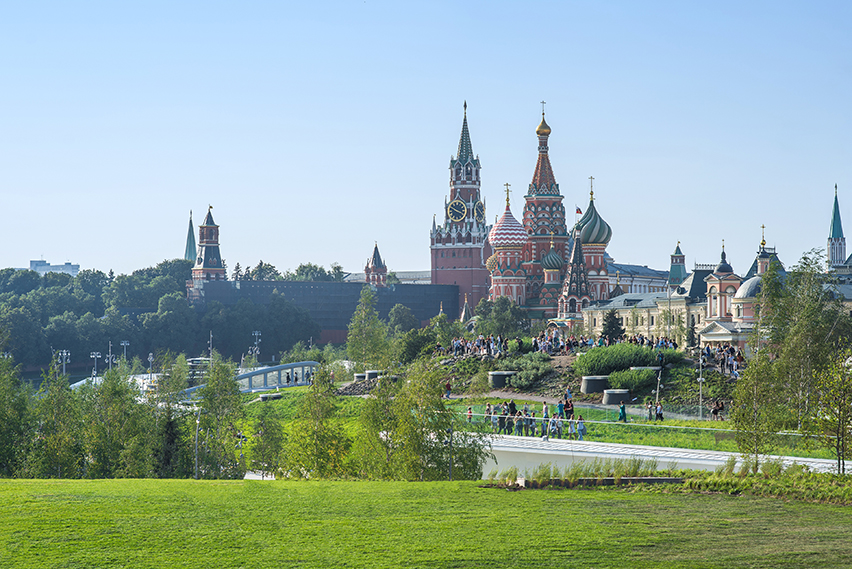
[536,113,551,136]
[486,253,499,272]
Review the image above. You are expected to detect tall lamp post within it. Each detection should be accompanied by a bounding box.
[120,340,130,360]
[90,352,101,377]
[148,353,154,384]
[57,350,71,376]
[105,341,117,370]
[251,330,261,361]
[698,355,706,420]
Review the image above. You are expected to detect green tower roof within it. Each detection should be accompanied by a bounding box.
[830,186,844,240]
[184,211,196,262]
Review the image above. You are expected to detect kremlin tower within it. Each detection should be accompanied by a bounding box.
[430,103,492,313]
[365,243,387,287]
[191,206,226,281]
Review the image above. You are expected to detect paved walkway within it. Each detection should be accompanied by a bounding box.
[485,434,838,474]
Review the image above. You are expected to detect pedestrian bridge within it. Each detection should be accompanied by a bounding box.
[183,361,320,398]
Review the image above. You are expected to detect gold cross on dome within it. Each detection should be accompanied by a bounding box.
[589,176,595,199]
[541,100,546,114]
[504,182,511,206]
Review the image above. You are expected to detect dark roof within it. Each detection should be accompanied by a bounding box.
[671,268,713,300]
[743,251,785,279]
[589,292,667,311]
[608,262,667,280]
[201,208,216,227]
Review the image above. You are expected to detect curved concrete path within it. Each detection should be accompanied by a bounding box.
[484,434,838,475]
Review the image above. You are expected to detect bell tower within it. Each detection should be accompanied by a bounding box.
[430,102,492,311]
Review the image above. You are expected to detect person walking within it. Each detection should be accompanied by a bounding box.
[618,401,627,423]
[577,415,587,441]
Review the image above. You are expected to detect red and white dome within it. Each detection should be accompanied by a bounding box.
[489,204,527,248]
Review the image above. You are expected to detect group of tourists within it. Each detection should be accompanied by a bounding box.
[481,399,587,441]
[703,344,744,378]
[440,334,510,357]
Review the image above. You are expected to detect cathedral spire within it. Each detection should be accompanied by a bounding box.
[529,106,558,195]
[184,210,196,262]
[830,185,844,240]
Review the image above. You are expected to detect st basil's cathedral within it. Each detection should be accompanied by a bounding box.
[432,104,657,323]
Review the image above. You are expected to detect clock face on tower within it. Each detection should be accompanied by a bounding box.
[447,199,467,222]
[474,201,485,223]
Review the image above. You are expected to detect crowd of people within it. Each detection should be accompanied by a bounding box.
[702,344,744,378]
[476,399,588,441]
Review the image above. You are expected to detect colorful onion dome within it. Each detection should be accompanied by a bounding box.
[536,112,551,136]
[489,203,528,249]
[486,253,499,272]
[577,193,612,245]
[541,238,563,271]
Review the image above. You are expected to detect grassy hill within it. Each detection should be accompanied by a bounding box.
[3,479,852,568]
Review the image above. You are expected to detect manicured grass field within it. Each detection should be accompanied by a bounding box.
[3,479,852,568]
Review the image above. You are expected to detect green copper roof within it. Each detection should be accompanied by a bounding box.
[830,190,844,239]
[184,212,196,262]
[673,243,683,255]
[577,198,612,245]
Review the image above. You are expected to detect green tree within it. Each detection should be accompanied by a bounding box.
[386,272,401,285]
[430,313,466,350]
[731,354,787,470]
[0,356,30,476]
[474,296,530,337]
[601,309,624,344]
[811,349,852,473]
[353,361,490,480]
[285,367,349,478]
[347,286,390,371]
[247,404,285,479]
[25,365,83,478]
[78,363,155,478]
[388,304,419,335]
[152,354,191,478]
[198,355,244,479]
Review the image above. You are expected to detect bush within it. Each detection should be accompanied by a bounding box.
[572,343,655,376]
[502,352,553,389]
[608,369,657,392]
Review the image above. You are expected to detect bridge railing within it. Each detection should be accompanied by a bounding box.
[182,361,321,399]
[235,361,320,392]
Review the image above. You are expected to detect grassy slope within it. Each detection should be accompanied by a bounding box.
[3,479,852,569]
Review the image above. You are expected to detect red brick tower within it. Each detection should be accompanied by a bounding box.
[365,243,387,287]
[431,102,492,312]
[191,206,226,281]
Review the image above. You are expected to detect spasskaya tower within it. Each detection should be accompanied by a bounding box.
[430,102,492,314]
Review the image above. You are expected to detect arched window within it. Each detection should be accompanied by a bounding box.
[569,299,577,313]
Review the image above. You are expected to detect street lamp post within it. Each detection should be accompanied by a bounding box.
[698,355,705,420]
[148,353,154,384]
[444,428,454,481]
[90,352,101,377]
[105,341,117,370]
[120,340,129,360]
[195,406,202,480]
[57,350,71,376]
[251,330,261,362]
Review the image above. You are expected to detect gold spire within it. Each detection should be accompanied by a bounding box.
[616,270,621,285]
[464,293,468,303]
[722,239,725,252]
[760,224,766,248]
[549,231,555,248]
[589,176,595,200]
[504,182,511,207]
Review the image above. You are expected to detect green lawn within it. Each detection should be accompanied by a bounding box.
[3,479,852,568]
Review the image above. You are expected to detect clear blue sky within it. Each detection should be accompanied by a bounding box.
[1,1,850,277]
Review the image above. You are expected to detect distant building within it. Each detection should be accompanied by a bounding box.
[28,260,80,277]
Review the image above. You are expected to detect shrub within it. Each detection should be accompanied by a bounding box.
[572,343,656,376]
[502,352,553,389]
[608,369,657,392]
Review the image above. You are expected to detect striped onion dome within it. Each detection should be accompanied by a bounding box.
[489,203,527,249]
[577,194,612,245]
[486,253,499,272]
[541,243,563,270]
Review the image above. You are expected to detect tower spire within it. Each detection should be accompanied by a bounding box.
[456,102,474,163]
[529,105,557,195]
[184,210,196,262]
